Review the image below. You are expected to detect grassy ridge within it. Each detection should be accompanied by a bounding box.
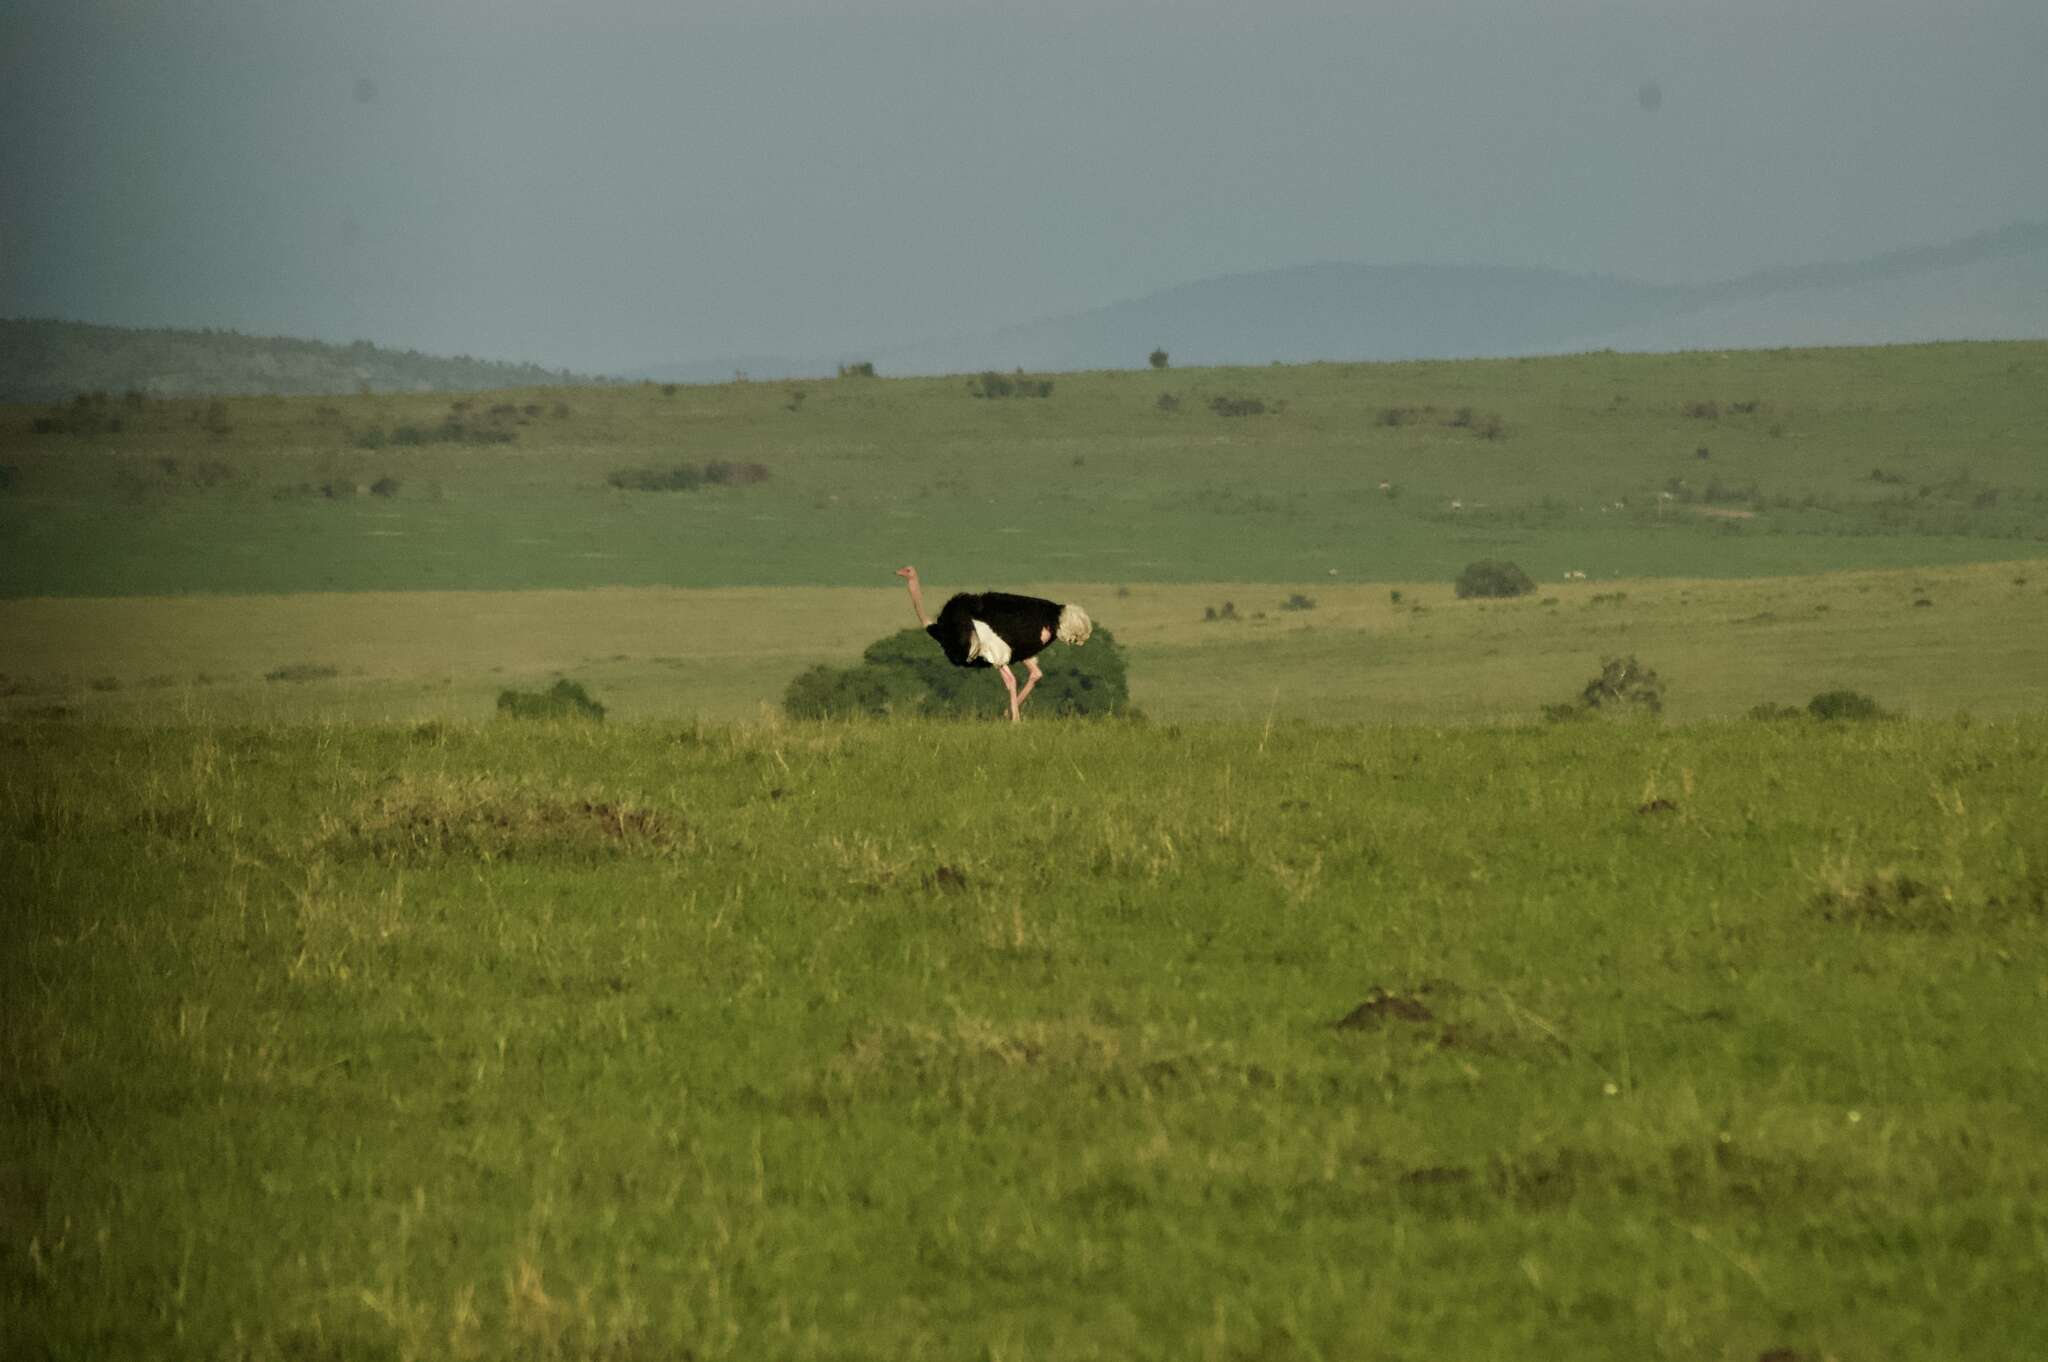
[3,342,2046,597]
[4,717,2045,1359]
[7,560,2044,725]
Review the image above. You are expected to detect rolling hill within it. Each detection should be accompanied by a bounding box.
[633,221,2048,381]
[0,319,599,403]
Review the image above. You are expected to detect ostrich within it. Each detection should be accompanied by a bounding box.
[895,566,1093,721]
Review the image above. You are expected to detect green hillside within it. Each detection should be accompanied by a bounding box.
[0,318,594,403]
[2,341,2045,598]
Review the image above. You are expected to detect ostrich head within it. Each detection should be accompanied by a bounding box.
[1056,604,1093,646]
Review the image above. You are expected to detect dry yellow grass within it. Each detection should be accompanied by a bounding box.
[4,560,2044,724]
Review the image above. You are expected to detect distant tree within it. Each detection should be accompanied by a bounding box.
[1543,655,1665,721]
[1149,348,1169,370]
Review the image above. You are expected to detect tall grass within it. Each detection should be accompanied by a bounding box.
[4,716,2045,1359]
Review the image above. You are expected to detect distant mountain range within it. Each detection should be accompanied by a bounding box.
[633,220,2048,383]
[0,320,595,404]
[7,223,2043,401]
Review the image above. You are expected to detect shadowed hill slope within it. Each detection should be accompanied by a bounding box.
[0,319,597,402]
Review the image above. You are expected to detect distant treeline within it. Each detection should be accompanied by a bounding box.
[0,318,599,403]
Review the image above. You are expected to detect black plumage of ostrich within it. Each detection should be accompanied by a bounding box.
[896,566,1093,721]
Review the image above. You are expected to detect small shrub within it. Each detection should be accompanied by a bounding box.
[609,464,703,492]
[1209,396,1267,418]
[1155,392,1181,413]
[837,361,876,378]
[610,461,766,491]
[266,663,340,683]
[1473,411,1505,440]
[370,476,400,498]
[1149,348,1169,370]
[1683,399,1720,420]
[497,678,607,721]
[374,420,514,448]
[969,372,1053,399]
[1279,593,1316,612]
[1807,689,1885,721]
[1454,560,1536,599]
[1388,590,1402,605]
[661,383,678,396]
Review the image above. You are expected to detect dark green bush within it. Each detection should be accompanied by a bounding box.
[609,464,703,492]
[784,626,1130,720]
[1807,689,1886,721]
[266,663,340,683]
[1149,348,1169,370]
[1209,396,1266,417]
[609,460,767,491]
[1455,560,1536,599]
[969,372,1053,399]
[497,679,607,721]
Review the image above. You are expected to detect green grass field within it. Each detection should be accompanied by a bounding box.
[5,717,2046,1359]
[5,343,2046,598]
[5,343,2046,1358]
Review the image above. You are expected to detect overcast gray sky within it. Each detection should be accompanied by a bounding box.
[3,0,2043,372]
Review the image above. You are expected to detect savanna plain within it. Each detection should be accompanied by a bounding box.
[4,343,2047,1359]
